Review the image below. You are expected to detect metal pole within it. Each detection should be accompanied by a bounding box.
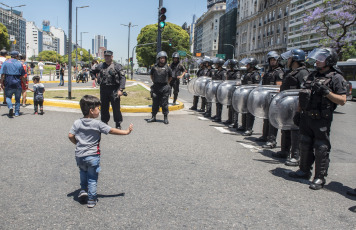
[128,22,131,74]
[68,0,72,99]
[157,0,163,53]
[131,45,136,80]
[75,7,78,79]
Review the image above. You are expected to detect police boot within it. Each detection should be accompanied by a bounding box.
[198,97,206,112]
[285,131,300,166]
[163,115,169,125]
[262,140,277,148]
[242,114,254,136]
[115,122,122,130]
[213,105,222,122]
[224,106,233,125]
[288,169,312,180]
[148,115,157,123]
[204,104,212,118]
[272,130,290,158]
[236,114,246,131]
[242,129,253,136]
[309,177,326,190]
[189,96,198,110]
[256,120,269,142]
[173,94,178,105]
[310,145,329,190]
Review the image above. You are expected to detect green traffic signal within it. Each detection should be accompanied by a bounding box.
[159,21,166,28]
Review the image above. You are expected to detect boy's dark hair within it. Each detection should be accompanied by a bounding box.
[80,95,101,116]
[32,76,40,82]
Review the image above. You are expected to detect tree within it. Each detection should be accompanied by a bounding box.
[38,50,62,63]
[342,42,356,60]
[0,23,10,50]
[136,22,191,68]
[303,0,356,58]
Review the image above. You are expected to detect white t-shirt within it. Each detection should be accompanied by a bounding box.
[0,56,6,69]
[38,62,44,70]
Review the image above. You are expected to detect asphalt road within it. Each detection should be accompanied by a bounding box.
[0,74,355,229]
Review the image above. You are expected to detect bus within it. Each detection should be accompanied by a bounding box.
[336,61,356,100]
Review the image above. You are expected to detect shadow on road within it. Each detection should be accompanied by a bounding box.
[67,189,125,205]
[256,149,286,164]
[269,167,310,185]
[323,181,356,201]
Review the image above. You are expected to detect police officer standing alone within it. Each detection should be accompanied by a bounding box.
[237,58,261,135]
[289,48,347,190]
[92,50,126,129]
[170,52,186,105]
[272,48,309,166]
[259,51,284,148]
[148,51,172,124]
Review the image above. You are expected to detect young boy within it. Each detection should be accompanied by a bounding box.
[68,95,133,208]
[28,76,45,115]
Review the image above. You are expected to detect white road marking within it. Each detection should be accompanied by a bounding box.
[214,127,235,134]
[239,143,261,152]
[144,81,149,84]
[198,117,209,121]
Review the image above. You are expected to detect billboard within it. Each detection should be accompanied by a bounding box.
[226,0,238,13]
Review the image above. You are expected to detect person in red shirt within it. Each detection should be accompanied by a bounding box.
[19,54,28,106]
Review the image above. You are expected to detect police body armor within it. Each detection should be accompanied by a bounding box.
[241,70,260,85]
[226,70,240,80]
[280,66,309,91]
[97,63,122,86]
[299,71,336,120]
[171,63,184,79]
[152,64,170,84]
[262,67,284,85]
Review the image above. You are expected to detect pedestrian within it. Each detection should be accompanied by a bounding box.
[147,51,172,124]
[289,48,347,190]
[19,54,29,107]
[91,50,126,129]
[0,48,7,105]
[211,58,227,122]
[224,59,241,127]
[30,62,35,75]
[237,58,261,135]
[0,51,26,117]
[56,62,60,79]
[91,60,98,88]
[258,51,284,148]
[27,76,45,115]
[38,60,44,79]
[68,95,133,208]
[59,63,65,86]
[169,52,186,105]
[272,48,309,167]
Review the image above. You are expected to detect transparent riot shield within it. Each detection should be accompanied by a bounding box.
[188,77,199,96]
[269,89,301,130]
[231,85,258,113]
[194,76,211,97]
[216,80,241,105]
[205,80,223,102]
[247,85,280,119]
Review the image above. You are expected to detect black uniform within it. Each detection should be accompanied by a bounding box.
[226,70,240,124]
[297,69,346,185]
[150,64,173,115]
[260,67,284,145]
[191,66,206,110]
[240,70,261,132]
[203,68,215,116]
[170,62,185,103]
[212,68,226,121]
[93,62,126,126]
[277,66,309,161]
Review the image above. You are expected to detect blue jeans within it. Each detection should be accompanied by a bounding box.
[40,69,43,78]
[6,88,22,114]
[60,74,64,86]
[76,155,101,200]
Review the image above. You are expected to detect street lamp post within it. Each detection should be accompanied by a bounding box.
[0,2,26,51]
[75,6,89,78]
[223,44,235,59]
[121,22,137,78]
[80,31,88,64]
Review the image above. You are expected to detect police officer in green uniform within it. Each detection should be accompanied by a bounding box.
[259,51,284,148]
[148,51,172,124]
[289,48,347,190]
[170,52,186,105]
[237,58,261,135]
[92,50,126,129]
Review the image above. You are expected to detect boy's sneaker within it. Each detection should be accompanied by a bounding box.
[34,112,38,115]
[78,190,88,200]
[39,110,44,115]
[15,112,19,117]
[8,108,14,117]
[87,199,97,208]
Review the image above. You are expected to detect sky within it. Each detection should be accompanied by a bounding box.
[5,0,208,64]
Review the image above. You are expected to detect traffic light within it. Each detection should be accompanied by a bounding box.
[159,7,167,29]
[129,57,133,63]
[168,38,172,46]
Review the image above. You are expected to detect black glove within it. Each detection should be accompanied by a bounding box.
[293,112,301,127]
[313,82,330,96]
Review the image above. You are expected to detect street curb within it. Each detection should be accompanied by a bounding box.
[0,97,184,113]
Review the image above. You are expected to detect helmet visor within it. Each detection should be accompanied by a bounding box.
[306,48,329,65]
[281,50,292,60]
[223,60,230,68]
[196,59,203,65]
[239,58,249,66]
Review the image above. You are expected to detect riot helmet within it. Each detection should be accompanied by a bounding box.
[203,56,213,66]
[266,51,279,62]
[240,57,258,70]
[172,52,180,59]
[156,51,168,64]
[306,48,338,67]
[280,49,305,66]
[0,48,7,56]
[224,59,238,69]
[213,58,225,68]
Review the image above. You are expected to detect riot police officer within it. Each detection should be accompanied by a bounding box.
[211,58,226,122]
[237,58,261,135]
[259,51,284,148]
[203,57,215,117]
[224,59,240,126]
[289,48,347,190]
[92,50,126,129]
[170,52,186,105]
[272,49,309,167]
[148,51,172,124]
[190,59,204,110]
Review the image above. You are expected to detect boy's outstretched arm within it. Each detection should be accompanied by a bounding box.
[68,133,77,144]
[109,123,133,135]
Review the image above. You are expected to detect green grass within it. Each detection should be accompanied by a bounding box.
[26,84,152,106]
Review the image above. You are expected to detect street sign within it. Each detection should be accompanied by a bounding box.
[9,35,15,41]
[216,54,226,59]
[178,50,187,56]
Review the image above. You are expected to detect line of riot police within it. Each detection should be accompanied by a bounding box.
[188,47,347,190]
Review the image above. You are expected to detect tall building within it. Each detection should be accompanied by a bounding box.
[0,7,26,54]
[26,21,42,60]
[92,35,107,57]
[189,15,196,54]
[235,0,290,64]
[194,2,226,57]
[50,26,67,56]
